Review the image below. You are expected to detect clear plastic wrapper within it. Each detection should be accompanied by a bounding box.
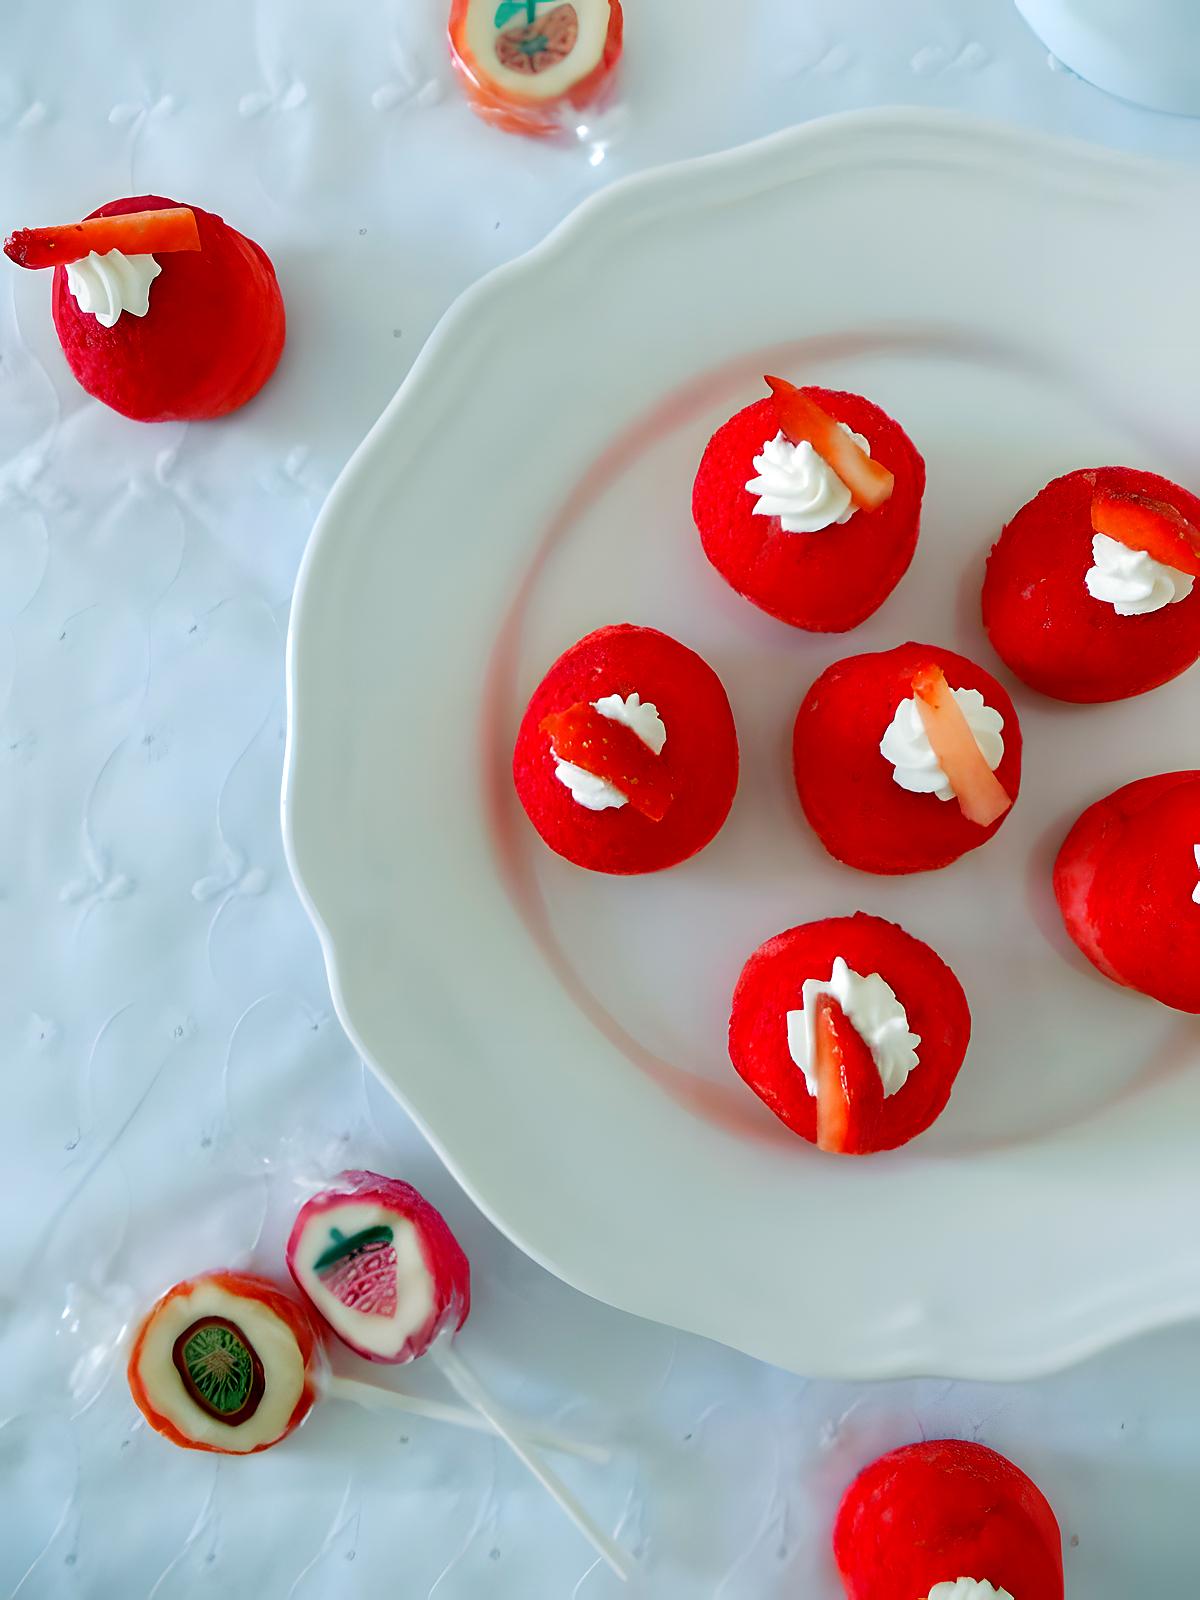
[62,1161,632,1579]
[448,0,628,157]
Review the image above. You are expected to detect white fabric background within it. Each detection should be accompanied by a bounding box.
[1,1,1198,1593]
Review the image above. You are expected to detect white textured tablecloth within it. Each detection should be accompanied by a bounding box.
[2,1,1198,1593]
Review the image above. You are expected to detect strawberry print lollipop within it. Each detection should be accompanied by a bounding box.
[794,642,1020,875]
[728,913,971,1154]
[449,0,624,138]
[834,1439,1064,1599]
[512,623,738,875]
[289,1172,631,1580]
[692,377,924,632]
[4,195,284,421]
[287,1171,469,1363]
[1054,770,1200,1013]
[983,467,1200,702]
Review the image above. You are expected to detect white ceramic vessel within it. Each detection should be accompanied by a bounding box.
[1015,0,1200,115]
[285,109,1200,1381]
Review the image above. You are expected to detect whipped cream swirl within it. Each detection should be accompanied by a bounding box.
[786,955,920,1098]
[1085,531,1194,616]
[746,424,870,534]
[65,249,161,328]
[881,688,1004,803]
[927,1582,1015,1600]
[552,692,666,811]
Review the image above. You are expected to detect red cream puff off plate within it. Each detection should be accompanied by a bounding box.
[285,112,1200,1379]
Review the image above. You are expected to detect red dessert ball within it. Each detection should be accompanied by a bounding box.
[1054,771,1200,1013]
[692,383,925,632]
[512,623,739,874]
[982,467,1200,702]
[834,1439,1064,1600]
[793,642,1022,875]
[727,913,971,1154]
[50,195,284,421]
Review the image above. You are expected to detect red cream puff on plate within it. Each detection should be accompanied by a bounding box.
[834,1439,1064,1600]
[692,376,925,631]
[512,624,738,874]
[727,913,971,1153]
[1054,771,1200,1013]
[983,468,1200,701]
[4,196,285,421]
[449,0,623,138]
[794,642,1021,875]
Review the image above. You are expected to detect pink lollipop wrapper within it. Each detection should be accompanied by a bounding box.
[286,1171,470,1363]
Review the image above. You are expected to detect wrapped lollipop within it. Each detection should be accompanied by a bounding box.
[128,1268,605,1459]
[449,0,624,140]
[287,1170,469,1362]
[287,1171,631,1579]
[128,1270,317,1455]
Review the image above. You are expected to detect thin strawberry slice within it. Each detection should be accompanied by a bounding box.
[764,375,895,511]
[540,702,674,821]
[911,663,1011,828]
[813,994,884,1155]
[1091,487,1200,579]
[3,207,201,269]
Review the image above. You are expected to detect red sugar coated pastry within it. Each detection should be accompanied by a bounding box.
[127,1271,320,1455]
[794,642,1022,875]
[449,0,623,139]
[40,194,285,422]
[983,467,1200,702]
[834,1439,1064,1600]
[1054,771,1200,1013]
[691,382,924,632]
[728,913,971,1153]
[287,1171,471,1363]
[512,623,738,874]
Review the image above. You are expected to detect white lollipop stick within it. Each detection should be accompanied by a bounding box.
[432,1342,633,1582]
[325,1374,610,1463]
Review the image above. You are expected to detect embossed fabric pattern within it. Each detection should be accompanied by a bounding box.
[2,0,1199,1593]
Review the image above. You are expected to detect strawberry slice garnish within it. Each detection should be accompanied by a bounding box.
[540,702,674,821]
[911,663,1012,828]
[1091,486,1200,579]
[813,993,883,1155]
[764,375,895,511]
[3,207,201,269]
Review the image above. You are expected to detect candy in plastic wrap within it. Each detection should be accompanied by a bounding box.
[449,0,623,139]
[127,1270,319,1455]
[286,1169,470,1363]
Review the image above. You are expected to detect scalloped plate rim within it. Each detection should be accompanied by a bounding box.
[283,108,1200,1381]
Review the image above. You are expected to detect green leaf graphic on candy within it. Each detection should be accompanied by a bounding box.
[314,1224,399,1318]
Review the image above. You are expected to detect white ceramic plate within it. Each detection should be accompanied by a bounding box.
[284,109,1200,1381]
